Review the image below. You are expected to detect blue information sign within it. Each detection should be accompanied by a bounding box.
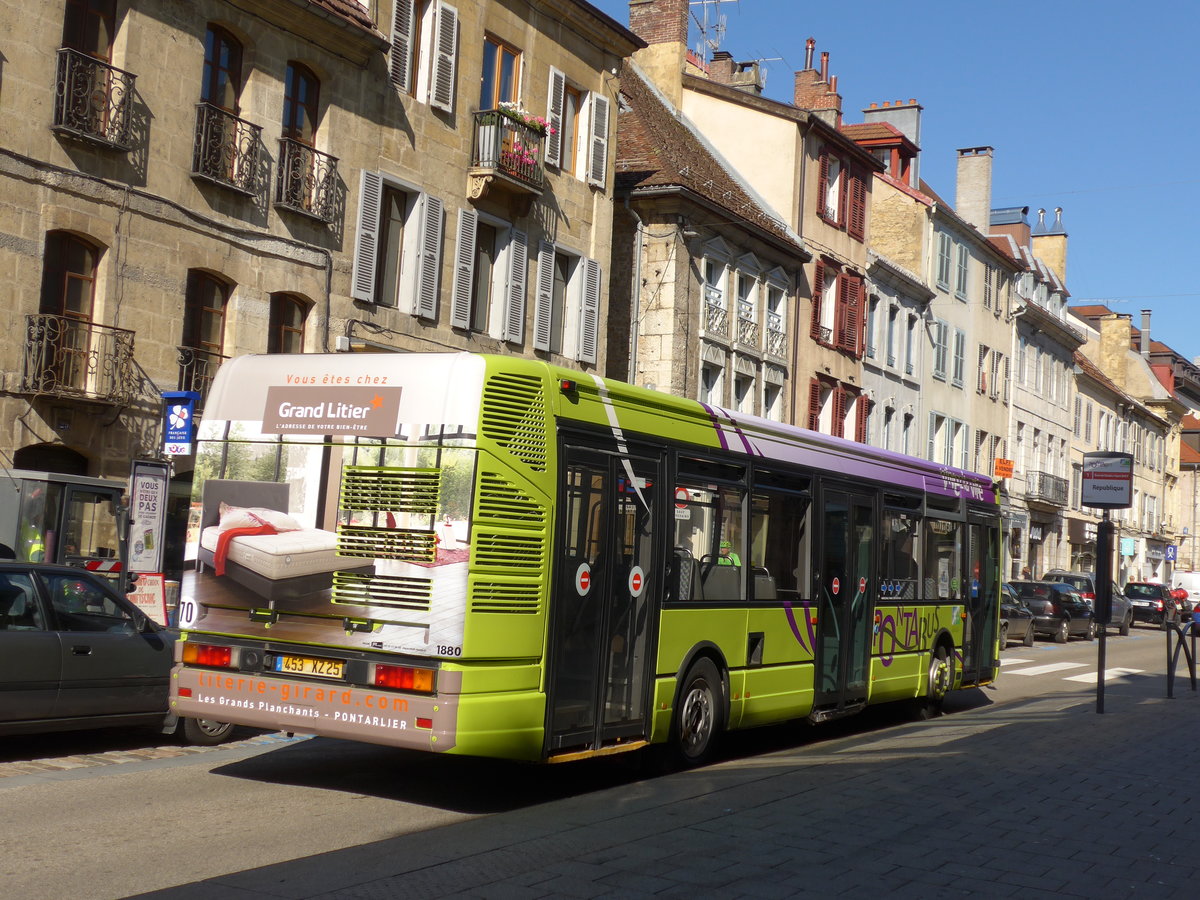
[162,391,200,456]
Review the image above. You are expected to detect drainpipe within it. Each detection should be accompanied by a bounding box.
[625,196,645,384]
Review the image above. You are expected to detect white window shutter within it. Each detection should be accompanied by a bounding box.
[430,2,458,113]
[389,0,415,94]
[504,229,527,343]
[533,241,555,351]
[578,257,601,364]
[450,207,476,329]
[544,67,565,168]
[586,93,609,187]
[414,195,443,319]
[351,170,382,303]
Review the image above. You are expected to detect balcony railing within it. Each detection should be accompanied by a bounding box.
[275,137,339,222]
[704,300,729,338]
[1027,470,1069,506]
[192,102,263,195]
[766,327,786,358]
[21,314,136,404]
[470,110,545,191]
[177,346,228,409]
[737,316,760,346]
[53,48,136,151]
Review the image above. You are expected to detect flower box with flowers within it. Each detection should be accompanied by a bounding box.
[496,101,554,136]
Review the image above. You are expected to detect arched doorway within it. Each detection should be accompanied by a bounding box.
[12,443,89,475]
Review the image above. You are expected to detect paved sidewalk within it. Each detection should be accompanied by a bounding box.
[135,675,1200,899]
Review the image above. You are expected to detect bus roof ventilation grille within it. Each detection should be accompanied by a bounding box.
[473,532,544,570]
[337,526,437,562]
[481,373,547,472]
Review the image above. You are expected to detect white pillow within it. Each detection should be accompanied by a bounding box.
[217,502,302,532]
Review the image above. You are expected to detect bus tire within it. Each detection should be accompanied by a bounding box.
[671,658,723,766]
[924,643,954,717]
[182,717,235,746]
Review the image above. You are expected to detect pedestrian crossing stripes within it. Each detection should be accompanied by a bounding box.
[1004,661,1088,677]
[1063,667,1144,683]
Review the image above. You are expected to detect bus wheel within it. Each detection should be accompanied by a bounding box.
[922,644,953,717]
[182,717,235,746]
[672,658,723,766]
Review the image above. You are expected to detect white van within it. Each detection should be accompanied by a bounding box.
[1172,572,1200,608]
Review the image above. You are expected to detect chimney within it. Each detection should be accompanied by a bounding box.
[1031,206,1068,285]
[955,147,993,230]
[1099,314,1132,391]
[1141,309,1152,357]
[628,0,689,106]
[861,98,923,186]
[793,40,841,123]
[708,51,764,95]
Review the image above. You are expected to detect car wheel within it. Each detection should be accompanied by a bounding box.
[671,658,723,767]
[999,622,1009,648]
[1055,619,1069,643]
[1022,623,1035,647]
[1119,613,1131,637]
[182,717,235,746]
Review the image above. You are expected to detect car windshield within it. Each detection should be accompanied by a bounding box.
[1050,575,1089,591]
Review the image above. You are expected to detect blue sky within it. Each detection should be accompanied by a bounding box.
[592,0,1200,364]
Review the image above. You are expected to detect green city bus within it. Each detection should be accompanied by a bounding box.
[171,352,1001,764]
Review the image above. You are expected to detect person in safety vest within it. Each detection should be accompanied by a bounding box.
[717,539,741,566]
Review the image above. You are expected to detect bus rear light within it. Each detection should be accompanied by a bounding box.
[183,643,233,668]
[374,664,434,692]
[416,717,433,729]
[178,687,193,698]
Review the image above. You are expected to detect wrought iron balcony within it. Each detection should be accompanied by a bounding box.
[737,316,760,346]
[53,48,136,151]
[192,102,263,195]
[766,326,786,359]
[275,138,339,222]
[469,110,545,194]
[177,346,228,409]
[704,300,729,338]
[1026,470,1069,507]
[21,314,136,404]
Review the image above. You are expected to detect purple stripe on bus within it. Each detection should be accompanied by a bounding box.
[783,600,816,654]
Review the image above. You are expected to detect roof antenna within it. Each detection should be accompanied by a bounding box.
[691,0,739,64]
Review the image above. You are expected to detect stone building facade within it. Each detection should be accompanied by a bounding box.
[0,0,640,480]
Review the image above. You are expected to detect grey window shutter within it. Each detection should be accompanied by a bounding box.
[414,195,443,319]
[544,67,565,168]
[587,93,609,187]
[579,257,601,364]
[533,240,554,351]
[430,2,458,113]
[450,207,476,329]
[389,0,415,94]
[503,229,527,343]
[351,170,382,303]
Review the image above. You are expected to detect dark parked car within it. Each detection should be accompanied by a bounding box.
[0,562,233,744]
[1009,580,1096,643]
[1000,583,1035,647]
[1124,582,1182,628]
[1042,570,1133,636]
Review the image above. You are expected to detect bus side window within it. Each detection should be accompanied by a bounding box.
[750,471,811,602]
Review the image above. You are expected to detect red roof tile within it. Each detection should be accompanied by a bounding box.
[615,61,802,252]
[309,0,378,34]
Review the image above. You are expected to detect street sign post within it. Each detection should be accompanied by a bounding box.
[1082,452,1133,714]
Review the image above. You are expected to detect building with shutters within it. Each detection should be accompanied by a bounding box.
[0,0,641,481]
